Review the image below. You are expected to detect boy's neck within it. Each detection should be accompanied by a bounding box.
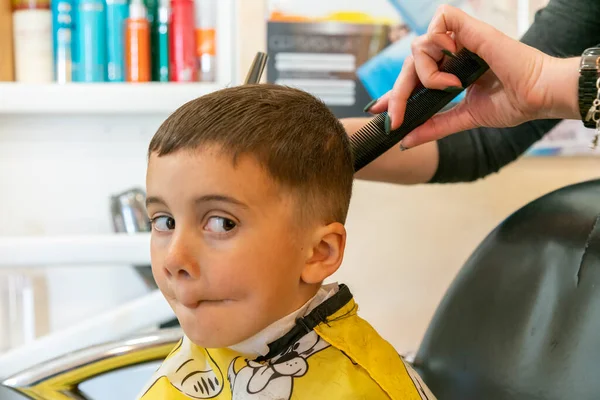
[227,283,339,358]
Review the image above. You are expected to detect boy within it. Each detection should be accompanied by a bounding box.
[139,84,435,399]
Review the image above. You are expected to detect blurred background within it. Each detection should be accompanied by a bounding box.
[1,0,598,389]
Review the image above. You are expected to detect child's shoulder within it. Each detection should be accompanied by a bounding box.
[313,288,435,399]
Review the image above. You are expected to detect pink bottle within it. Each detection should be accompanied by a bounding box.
[169,0,197,82]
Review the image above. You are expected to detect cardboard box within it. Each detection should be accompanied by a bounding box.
[267,21,390,118]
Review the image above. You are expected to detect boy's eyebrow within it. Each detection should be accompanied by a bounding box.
[196,194,249,209]
[146,196,165,208]
[145,195,249,209]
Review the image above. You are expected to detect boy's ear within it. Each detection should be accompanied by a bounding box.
[301,222,346,285]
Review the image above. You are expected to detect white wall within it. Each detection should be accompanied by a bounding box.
[0,114,160,335]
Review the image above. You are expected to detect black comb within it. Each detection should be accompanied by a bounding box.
[351,48,489,172]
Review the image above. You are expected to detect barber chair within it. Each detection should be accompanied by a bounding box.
[0,329,181,400]
[414,178,600,399]
[3,179,600,399]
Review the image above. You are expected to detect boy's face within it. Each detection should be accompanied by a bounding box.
[146,148,324,348]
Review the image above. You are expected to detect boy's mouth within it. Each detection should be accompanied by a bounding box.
[173,288,229,308]
[180,299,229,309]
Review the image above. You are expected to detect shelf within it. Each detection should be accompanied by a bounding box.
[0,233,151,267]
[0,82,226,115]
[0,0,237,115]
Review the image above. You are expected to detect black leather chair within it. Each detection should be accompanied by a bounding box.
[415,178,600,399]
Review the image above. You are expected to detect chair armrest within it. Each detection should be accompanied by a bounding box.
[2,328,182,400]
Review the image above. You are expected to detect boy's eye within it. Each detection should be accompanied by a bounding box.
[204,216,237,233]
[152,216,175,232]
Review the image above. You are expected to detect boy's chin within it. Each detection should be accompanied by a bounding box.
[179,318,257,349]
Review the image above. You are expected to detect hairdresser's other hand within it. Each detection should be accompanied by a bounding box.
[367,5,580,149]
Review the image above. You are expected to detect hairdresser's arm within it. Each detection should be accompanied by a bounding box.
[432,0,600,183]
[350,0,600,184]
[345,55,577,184]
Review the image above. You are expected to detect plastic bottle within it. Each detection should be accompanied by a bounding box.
[75,0,107,82]
[194,0,216,82]
[156,0,170,81]
[170,0,197,82]
[106,0,128,82]
[144,0,157,80]
[12,0,53,82]
[125,0,150,82]
[0,0,15,81]
[51,0,73,83]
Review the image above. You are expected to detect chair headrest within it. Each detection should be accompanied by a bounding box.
[415,178,600,400]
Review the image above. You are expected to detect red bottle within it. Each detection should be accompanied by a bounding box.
[169,0,197,82]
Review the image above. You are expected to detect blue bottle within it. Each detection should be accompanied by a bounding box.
[75,0,107,82]
[52,0,73,83]
[106,0,129,82]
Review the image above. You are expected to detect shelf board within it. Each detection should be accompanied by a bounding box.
[0,82,226,114]
[0,233,151,267]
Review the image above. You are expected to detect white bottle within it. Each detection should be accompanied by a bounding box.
[194,0,217,82]
[13,8,53,83]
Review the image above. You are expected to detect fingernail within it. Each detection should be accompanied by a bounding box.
[363,98,378,113]
[399,142,408,151]
[443,86,464,94]
[441,49,457,58]
[384,114,391,135]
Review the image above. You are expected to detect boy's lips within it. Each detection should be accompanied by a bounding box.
[171,287,227,308]
[178,298,229,309]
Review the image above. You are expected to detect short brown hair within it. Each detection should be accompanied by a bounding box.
[148,84,353,223]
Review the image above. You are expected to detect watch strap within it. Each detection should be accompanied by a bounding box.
[579,69,599,128]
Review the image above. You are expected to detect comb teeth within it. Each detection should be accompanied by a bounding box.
[351,49,489,172]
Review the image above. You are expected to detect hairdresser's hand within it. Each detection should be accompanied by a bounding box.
[367,5,581,149]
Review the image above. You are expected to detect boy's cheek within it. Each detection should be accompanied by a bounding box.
[151,269,170,296]
[150,258,172,297]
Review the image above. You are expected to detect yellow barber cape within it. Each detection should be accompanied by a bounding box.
[138,285,435,400]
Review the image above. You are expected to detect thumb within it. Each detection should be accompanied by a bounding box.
[400,101,477,148]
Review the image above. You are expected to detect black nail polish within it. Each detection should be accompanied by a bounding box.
[443,86,464,94]
[399,143,407,151]
[384,114,391,135]
[441,49,457,58]
[363,98,378,112]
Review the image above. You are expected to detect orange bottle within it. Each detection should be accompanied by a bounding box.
[125,0,150,82]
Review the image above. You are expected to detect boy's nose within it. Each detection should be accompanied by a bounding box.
[163,236,201,280]
[164,262,199,280]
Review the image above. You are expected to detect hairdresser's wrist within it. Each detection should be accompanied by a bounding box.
[542,56,581,121]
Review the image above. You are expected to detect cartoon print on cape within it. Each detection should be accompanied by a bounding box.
[155,339,225,399]
[227,331,330,399]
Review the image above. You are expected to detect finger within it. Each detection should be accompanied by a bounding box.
[431,31,457,54]
[388,55,419,130]
[365,90,391,114]
[427,5,509,66]
[399,101,478,148]
[412,38,462,90]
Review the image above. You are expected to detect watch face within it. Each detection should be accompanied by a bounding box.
[581,48,600,71]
